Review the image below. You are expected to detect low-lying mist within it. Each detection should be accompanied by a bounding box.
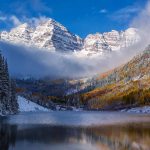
[0,41,93,78]
[0,1,150,79]
[0,40,147,79]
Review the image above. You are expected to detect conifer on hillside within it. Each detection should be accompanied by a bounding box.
[0,51,18,115]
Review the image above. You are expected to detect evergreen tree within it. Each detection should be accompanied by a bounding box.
[0,51,18,115]
[10,80,18,113]
[0,52,3,114]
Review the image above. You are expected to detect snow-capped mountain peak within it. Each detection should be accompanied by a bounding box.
[83,32,111,53]
[1,22,34,45]
[125,28,138,35]
[79,27,140,56]
[0,18,83,52]
[0,18,140,56]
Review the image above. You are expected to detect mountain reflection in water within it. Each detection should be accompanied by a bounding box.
[0,112,150,150]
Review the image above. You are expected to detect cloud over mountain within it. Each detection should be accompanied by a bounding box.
[0,1,150,79]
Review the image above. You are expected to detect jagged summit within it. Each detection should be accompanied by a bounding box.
[82,28,140,53]
[0,18,83,52]
[0,18,140,55]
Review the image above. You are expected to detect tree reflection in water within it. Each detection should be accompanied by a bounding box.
[0,124,17,150]
[0,122,150,150]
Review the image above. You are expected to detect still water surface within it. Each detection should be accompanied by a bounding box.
[0,111,150,150]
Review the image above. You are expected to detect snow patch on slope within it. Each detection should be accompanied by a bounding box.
[121,106,150,114]
[18,96,51,112]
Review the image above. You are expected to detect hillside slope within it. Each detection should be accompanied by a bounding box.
[81,45,150,110]
[18,96,51,112]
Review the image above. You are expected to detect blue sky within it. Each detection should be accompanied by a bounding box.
[0,0,148,37]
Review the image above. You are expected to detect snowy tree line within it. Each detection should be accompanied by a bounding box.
[0,52,18,115]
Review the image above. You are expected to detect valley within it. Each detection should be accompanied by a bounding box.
[0,18,149,113]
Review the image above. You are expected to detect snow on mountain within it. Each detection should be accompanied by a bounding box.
[82,33,112,56]
[121,106,150,114]
[1,23,34,46]
[78,28,140,57]
[0,18,83,52]
[0,18,140,56]
[18,96,51,112]
[31,19,83,51]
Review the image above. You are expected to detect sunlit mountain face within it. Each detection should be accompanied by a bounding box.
[0,19,140,56]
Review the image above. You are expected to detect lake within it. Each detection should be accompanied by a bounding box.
[0,111,150,150]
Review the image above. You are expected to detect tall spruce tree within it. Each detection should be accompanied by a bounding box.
[0,52,4,114]
[0,51,18,115]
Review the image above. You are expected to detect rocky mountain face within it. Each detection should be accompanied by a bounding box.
[80,28,140,56]
[0,19,83,52]
[0,18,140,55]
[81,45,150,109]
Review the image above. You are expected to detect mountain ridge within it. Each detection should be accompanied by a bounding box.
[0,18,140,56]
[81,45,150,109]
[0,18,83,52]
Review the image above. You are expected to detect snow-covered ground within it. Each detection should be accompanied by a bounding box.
[18,96,51,112]
[121,106,150,114]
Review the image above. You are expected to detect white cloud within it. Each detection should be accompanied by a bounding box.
[23,16,49,26]
[99,9,108,14]
[10,15,22,26]
[131,1,150,45]
[110,4,142,21]
[0,14,50,30]
[0,16,7,21]
[9,0,52,16]
[31,0,52,14]
[0,13,22,28]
